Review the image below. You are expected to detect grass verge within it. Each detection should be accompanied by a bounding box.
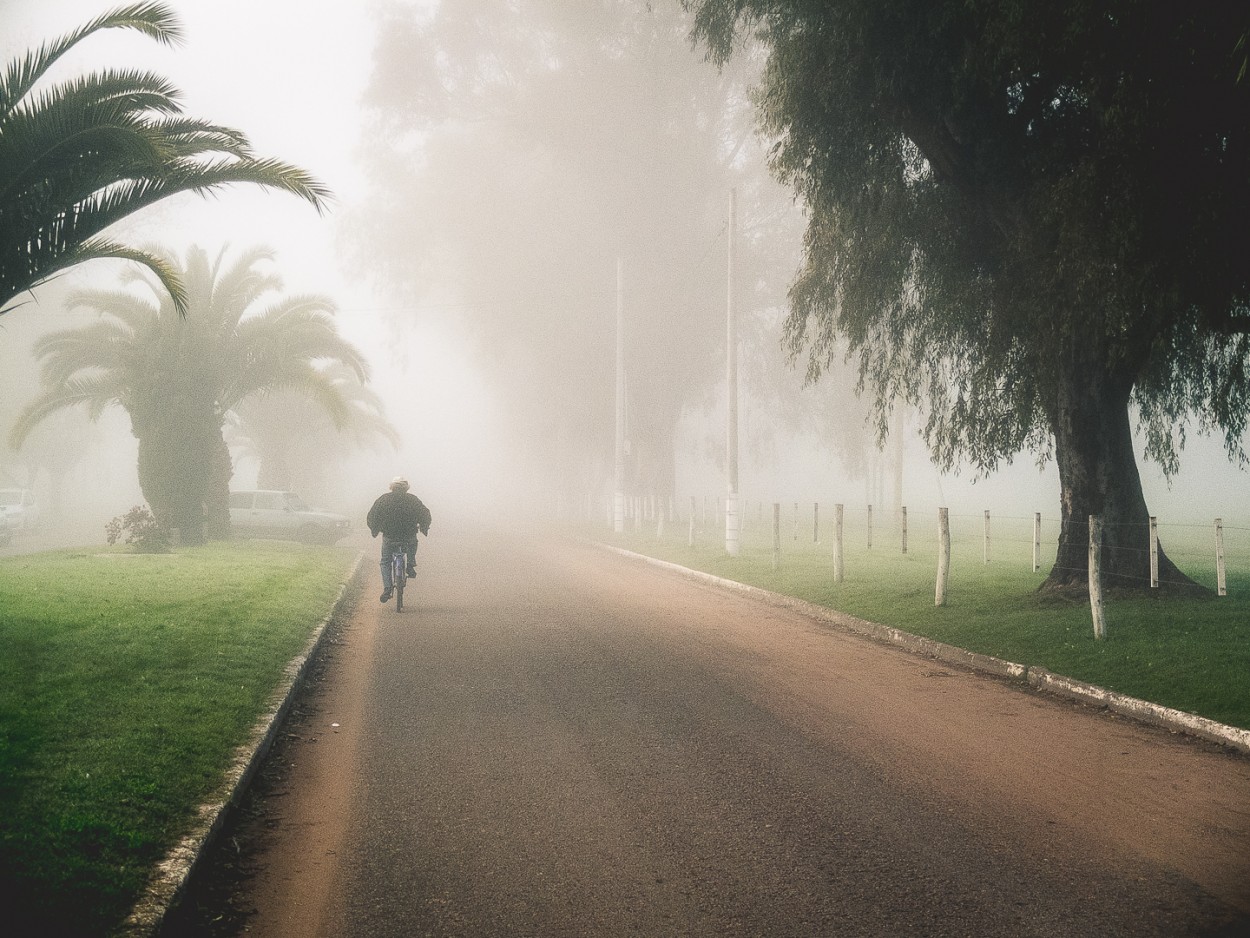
[583,519,1250,733]
[0,540,358,937]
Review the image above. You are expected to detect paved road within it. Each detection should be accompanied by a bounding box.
[195,521,1250,937]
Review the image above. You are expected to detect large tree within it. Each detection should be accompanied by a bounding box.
[688,0,1250,591]
[0,2,329,317]
[351,0,798,510]
[9,246,369,544]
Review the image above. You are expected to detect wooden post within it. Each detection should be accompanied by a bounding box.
[1149,516,1159,589]
[613,259,625,533]
[867,504,873,549]
[1033,512,1041,573]
[1215,518,1227,597]
[688,496,696,547]
[833,503,845,583]
[935,507,950,606]
[813,502,820,544]
[772,502,781,572]
[900,505,908,554]
[1089,514,1107,640]
[983,509,991,564]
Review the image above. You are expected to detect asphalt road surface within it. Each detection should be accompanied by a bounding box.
[172,520,1250,937]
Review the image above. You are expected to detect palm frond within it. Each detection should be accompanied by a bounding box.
[0,3,330,313]
[17,239,189,316]
[32,318,142,385]
[8,373,125,449]
[0,3,181,120]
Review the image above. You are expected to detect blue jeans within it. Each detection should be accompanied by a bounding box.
[380,534,417,590]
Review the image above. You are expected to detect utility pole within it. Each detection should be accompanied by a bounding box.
[725,189,740,557]
[614,258,625,533]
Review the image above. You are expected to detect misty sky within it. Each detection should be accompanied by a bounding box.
[3,0,1248,535]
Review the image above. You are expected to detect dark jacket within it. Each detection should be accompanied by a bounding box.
[367,490,431,539]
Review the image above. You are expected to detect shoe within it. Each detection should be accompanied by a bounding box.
[380,588,392,603]
[406,566,417,578]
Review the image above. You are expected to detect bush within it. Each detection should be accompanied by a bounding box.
[104,505,170,553]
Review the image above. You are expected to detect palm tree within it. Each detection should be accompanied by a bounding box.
[228,363,399,502]
[9,245,369,544]
[0,2,330,318]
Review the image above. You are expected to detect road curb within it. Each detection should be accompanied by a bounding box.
[599,543,1250,758]
[118,550,368,938]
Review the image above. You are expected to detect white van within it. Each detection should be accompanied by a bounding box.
[228,490,351,544]
[0,489,40,533]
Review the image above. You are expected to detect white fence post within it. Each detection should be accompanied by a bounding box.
[1215,518,1227,597]
[833,503,845,583]
[772,502,781,572]
[936,507,951,607]
[867,504,873,549]
[813,502,820,544]
[1089,514,1107,640]
[688,496,696,547]
[1149,516,1159,589]
[983,509,991,564]
[900,505,908,555]
[1033,512,1041,573]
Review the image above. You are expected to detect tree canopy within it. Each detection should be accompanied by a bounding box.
[687,0,1250,589]
[0,2,330,318]
[350,0,800,506]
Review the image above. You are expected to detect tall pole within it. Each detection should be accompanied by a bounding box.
[613,258,625,533]
[725,188,741,557]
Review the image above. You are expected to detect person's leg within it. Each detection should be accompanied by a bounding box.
[379,536,394,600]
[405,536,417,576]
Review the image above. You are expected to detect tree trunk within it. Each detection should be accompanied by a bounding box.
[1045,357,1199,594]
[257,448,293,491]
[203,430,233,541]
[133,400,221,547]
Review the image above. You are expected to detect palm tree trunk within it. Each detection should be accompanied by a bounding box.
[204,430,233,540]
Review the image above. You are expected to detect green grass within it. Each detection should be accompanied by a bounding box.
[583,512,1250,732]
[0,540,358,937]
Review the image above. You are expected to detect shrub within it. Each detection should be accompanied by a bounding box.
[104,505,170,553]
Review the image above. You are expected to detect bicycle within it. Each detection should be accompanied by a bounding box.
[390,545,408,611]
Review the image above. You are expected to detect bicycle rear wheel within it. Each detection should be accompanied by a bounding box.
[392,554,406,611]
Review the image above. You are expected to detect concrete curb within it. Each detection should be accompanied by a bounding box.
[599,543,1250,758]
[118,550,368,938]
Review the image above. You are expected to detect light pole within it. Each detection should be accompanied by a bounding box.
[614,258,625,533]
[725,189,740,556]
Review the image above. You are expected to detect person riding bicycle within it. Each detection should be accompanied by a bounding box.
[367,476,432,603]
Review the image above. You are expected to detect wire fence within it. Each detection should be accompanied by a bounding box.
[592,494,1249,602]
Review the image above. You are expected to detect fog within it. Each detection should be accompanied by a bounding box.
[2,0,1248,553]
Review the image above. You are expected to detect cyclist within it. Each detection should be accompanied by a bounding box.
[367,476,432,603]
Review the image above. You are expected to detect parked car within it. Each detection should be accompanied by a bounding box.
[0,489,40,533]
[228,490,351,544]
